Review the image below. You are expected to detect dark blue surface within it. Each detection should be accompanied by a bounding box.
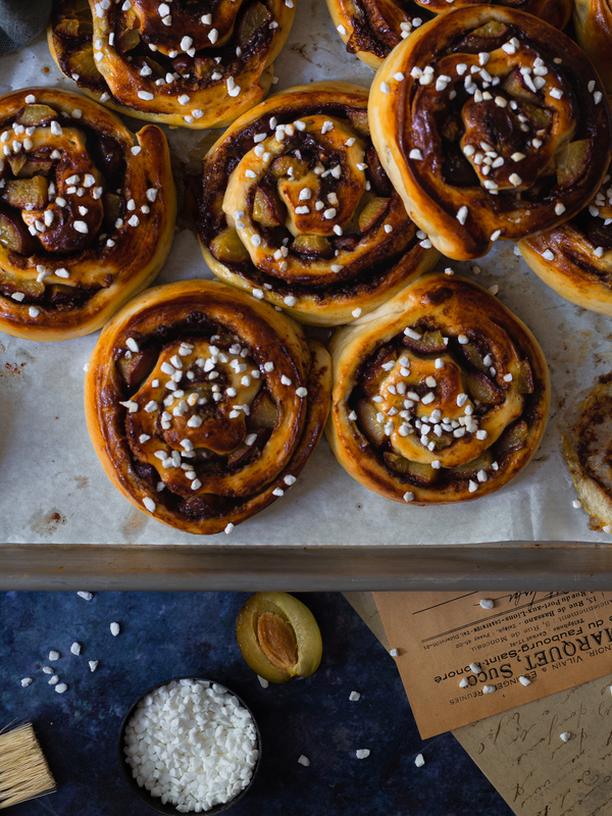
[0,592,512,816]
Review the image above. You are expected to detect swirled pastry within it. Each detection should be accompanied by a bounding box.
[85,279,331,535]
[574,1,612,94]
[562,374,612,533]
[519,164,612,315]
[198,82,439,327]
[48,0,295,129]
[327,273,550,504]
[0,87,175,341]
[326,1,573,69]
[369,6,611,260]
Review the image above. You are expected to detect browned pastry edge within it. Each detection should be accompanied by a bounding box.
[326,0,573,69]
[574,0,612,94]
[85,279,332,535]
[327,272,550,504]
[369,5,611,260]
[562,372,612,532]
[48,0,295,129]
[198,81,439,327]
[0,87,175,341]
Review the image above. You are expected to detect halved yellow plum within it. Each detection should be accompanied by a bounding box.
[236,592,323,683]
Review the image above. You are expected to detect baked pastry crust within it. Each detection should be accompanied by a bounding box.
[327,272,550,504]
[48,0,295,129]
[368,5,611,260]
[198,82,439,327]
[85,279,331,535]
[574,0,612,94]
[0,87,175,341]
[562,373,612,532]
[519,163,612,315]
[327,0,573,69]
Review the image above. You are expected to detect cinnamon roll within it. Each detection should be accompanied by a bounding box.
[369,6,611,260]
[326,1,573,69]
[85,279,331,535]
[562,374,612,533]
[0,87,175,341]
[327,273,550,504]
[519,163,612,315]
[574,1,612,94]
[198,82,439,327]
[48,0,295,129]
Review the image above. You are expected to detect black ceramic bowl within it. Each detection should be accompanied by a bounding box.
[119,677,261,816]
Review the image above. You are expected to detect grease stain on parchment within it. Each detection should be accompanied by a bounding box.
[120,509,147,541]
[30,510,66,536]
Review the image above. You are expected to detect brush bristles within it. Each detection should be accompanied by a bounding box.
[0,723,56,809]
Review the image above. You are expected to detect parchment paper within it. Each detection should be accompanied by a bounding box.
[0,1,609,546]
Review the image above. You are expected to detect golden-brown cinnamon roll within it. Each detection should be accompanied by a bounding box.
[327,273,550,504]
[0,87,175,341]
[198,82,439,327]
[562,374,612,533]
[369,6,611,260]
[519,164,612,315]
[48,0,295,129]
[85,279,331,535]
[574,1,612,94]
[326,1,573,69]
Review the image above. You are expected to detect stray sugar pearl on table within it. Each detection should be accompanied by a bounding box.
[110,622,120,637]
[20,677,32,688]
[349,691,361,702]
[297,755,310,767]
[414,753,425,768]
[355,749,370,760]
[77,591,94,601]
[48,650,60,661]
[388,648,400,657]
[70,642,81,656]
[257,675,269,689]
[88,660,99,673]
[55,682,68,694]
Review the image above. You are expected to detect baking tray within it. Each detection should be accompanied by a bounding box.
[0,2,610,590]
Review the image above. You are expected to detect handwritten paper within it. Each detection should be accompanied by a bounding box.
[455,675,612,816]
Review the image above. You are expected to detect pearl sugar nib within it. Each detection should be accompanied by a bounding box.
[123,680,258,813]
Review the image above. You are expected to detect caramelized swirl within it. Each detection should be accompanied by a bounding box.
[574,1,612,94]
[0,88,175,341]
[326,0,572,68]
[49,0,295,128]
[327,273,550,504]
[520,163,612,315]
[199,82,438,327]
[85,280,331,534]
[369,6,611,260]
[562,373,612,533]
